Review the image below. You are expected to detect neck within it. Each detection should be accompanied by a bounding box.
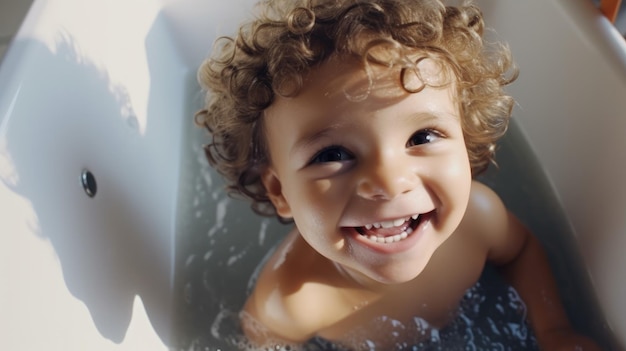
[332,261,394,294]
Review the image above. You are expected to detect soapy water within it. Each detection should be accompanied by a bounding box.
[171,88,613,350]
[177,265,538,351]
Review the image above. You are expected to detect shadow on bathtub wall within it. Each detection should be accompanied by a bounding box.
[2,34,178,345]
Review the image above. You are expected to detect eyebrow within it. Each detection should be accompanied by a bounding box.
[291,123,344,159]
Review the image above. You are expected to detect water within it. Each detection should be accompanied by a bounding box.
[302,267,538,351]
[170,76,290,350]
[170,76,617,350]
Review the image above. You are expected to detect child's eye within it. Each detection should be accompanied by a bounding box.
[407,129,441,147]
[310,146,354,164]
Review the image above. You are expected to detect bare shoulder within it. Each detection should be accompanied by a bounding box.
[242,229,337,344]
[462,180,530,265]
[462,181,509,236]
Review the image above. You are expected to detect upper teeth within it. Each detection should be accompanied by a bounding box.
[364,214,419,230]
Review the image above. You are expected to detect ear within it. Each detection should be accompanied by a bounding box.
[261,167,292,219]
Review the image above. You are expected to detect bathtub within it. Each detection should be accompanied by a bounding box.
[0,0,625,349]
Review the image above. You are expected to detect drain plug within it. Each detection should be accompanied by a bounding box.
[81,169,97,198]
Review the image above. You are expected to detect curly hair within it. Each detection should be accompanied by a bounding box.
[196,0,517,219]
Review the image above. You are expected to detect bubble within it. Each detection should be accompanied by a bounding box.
[183,282,193,304]
[185,254,196,267]
[258,219,269,246]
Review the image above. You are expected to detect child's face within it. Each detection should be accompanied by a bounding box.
[261,57,472,286]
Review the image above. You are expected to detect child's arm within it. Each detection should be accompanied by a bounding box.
[469,182,600,350]
[494,215,600,350]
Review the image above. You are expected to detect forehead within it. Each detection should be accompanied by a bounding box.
[267,55,458,117]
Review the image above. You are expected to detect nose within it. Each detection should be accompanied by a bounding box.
[356,152,419,201]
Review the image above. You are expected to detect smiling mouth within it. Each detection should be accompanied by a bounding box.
[354,212,433,244]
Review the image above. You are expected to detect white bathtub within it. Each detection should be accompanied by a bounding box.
[0,0,624,350]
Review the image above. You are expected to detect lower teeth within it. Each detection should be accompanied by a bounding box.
[367,227,414,244]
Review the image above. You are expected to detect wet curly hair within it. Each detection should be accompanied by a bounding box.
[196,0,517,219]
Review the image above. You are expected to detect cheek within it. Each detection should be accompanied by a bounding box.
[285,178,348,227]
[429,147,472,220]
[292,177,344,205]
[444,154,472,193]
[447,162,472,224]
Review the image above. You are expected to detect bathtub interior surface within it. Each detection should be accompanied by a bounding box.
[477,0,626,348]
[169,82,290,349]
[0,0,194,349]
[1,0,626,350]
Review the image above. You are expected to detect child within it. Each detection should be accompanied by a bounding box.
[196,0,600,349]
